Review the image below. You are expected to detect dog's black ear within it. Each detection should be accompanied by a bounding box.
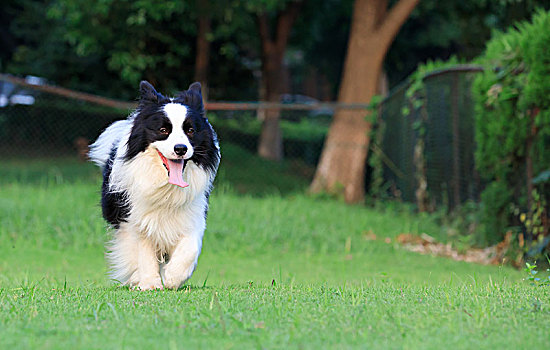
[188,82,202,95]
[125,122,148,161]
[177,82,205,116]
[139,81,160,103]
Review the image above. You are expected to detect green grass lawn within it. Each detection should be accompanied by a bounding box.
[1,148,549,349]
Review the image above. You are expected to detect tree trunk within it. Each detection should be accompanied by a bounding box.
[310,0,419,203]
[256,1,302,161]
[258,44,285,160]
[194,0,211,101]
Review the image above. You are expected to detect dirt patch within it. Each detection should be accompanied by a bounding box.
[364,230,516,266]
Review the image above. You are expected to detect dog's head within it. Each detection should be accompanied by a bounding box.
[126,81,217,187]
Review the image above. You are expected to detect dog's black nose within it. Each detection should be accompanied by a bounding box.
[174,144,188,156]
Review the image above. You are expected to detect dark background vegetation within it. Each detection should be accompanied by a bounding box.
[2,0,549,99]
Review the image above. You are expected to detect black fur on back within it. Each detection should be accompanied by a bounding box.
[101,147,130,228]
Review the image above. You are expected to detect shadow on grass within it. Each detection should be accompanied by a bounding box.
[101,284,216,293]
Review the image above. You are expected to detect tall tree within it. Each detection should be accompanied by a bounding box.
[310,0,420,203]
[256,0,302,161]
[194,0,212,100]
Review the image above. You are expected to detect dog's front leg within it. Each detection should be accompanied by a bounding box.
[162,235,201,289]
[136,237,163,290]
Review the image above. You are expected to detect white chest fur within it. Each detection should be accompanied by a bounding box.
[110,146,213,255]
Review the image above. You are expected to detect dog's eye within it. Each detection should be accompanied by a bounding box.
[159,127,169,135]
[186,127,194,136]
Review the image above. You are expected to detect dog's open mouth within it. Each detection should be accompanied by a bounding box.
[157,150,189,188]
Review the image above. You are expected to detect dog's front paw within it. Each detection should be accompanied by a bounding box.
[163,266,194,290]
[137,276,164,291]
[162,271,183,290]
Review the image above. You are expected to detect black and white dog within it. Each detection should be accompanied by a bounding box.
[89,81,220,290]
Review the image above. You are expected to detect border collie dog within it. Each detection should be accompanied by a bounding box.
[89,81,220,290]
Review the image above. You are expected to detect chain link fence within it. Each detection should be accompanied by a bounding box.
[0,75,342,162]
[1,69,484,205]
[373,66,483,211]
[0,75,337,194]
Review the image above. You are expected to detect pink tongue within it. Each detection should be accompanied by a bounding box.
[167,159,189,188]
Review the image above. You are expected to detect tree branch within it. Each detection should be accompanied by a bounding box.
[378,0,419,40]
[373,0,388,28]
[257,12,273,51]
[361,0,388,31]
[275,0,303,53]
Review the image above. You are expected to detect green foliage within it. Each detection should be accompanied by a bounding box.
[403,56,464,119]
[5,0,123,95]
[473,9,550,244]
[366,103,385,199]
[4,0,549,101]
[46,0,195,94]
[364,94,383,124]
[519,189,550,259]
[385,0,550,84]
[432,200,484,249]
[524,261,550,287]
[519,11,550,111]
[479,181,513,244]
[4,0,260,99]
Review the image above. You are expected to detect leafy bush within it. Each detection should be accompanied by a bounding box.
[473,9,550,247]
[479,181,512,245]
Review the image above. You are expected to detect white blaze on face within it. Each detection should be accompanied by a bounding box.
[152,103,194,160]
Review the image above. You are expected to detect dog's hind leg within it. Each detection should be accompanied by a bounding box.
[106,224,139,286]
[135,235,163,290]
[107,223,162,290]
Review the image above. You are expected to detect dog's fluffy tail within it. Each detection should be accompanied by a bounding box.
[89,119,133,169]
